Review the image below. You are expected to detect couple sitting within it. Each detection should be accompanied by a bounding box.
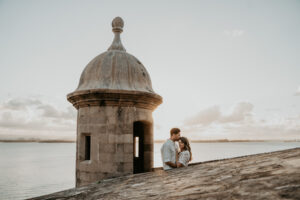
[160,128,192,170]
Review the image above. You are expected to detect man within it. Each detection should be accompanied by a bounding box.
[161,128,181,170]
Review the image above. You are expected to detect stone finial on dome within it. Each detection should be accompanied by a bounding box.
[112,17,124,33]
[108,17,126,51]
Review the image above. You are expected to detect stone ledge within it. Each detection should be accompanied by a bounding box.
[30,148,300,200]
[67,89,163,110]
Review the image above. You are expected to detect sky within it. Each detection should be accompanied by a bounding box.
[0,0,299,141]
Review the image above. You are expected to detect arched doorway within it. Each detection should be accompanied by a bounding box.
[133,121,152,174]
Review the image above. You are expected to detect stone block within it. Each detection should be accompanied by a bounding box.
[114,152,124,162]
[79,171,102,183]
[90,114,106,124]
[122,124,133,133]
[117,162,124,172]
[97,125,107,133]
[123,162,133,172]
[91,142,99,161]
[94,173,105,181]
[97,134,108,144]
[116,135,124,143]
[107,124,117,134]
[124,153,133,162]
[99,153,113,162]
[116,144,124,153]
[78,115,88,124]
[121,128,132,135]
[135,109,152,121]
[78,160,93,172]
[100,163,117,173]
[99,144,116,153]
[108,134,116,144]
[78,124,90,133]
[89,125,100,135]
[107,113,117,124]
[105,106,117,115]
[124,143,133,153]
[123,134,133,143]
[78,107,90,124]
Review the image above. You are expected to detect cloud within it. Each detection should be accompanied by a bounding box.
[224,29,245,37]
[184,106,221,126]
[0,97,76,140]
[182,102,300,140]
[0,112,50,130]
[184,102,253,126]
[219,102,253,123]
[37,104,76,120]
[223,119,300,140]
[1,98,42,110]
[294,86,300,96]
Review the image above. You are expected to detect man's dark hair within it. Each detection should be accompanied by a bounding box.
[170,128,181,136]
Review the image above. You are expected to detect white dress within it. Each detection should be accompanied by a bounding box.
[178,150,190,167]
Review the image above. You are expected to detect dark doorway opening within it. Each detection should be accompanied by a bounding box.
[133,121,145,173]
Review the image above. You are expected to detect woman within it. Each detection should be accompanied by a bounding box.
[177,137,192,167]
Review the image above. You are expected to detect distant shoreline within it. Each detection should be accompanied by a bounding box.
[0,140,75,143]
[154,139,300,143]
[1,139,298,143]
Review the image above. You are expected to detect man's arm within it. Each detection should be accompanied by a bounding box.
[176,162,184,168]
[165,161,177,168]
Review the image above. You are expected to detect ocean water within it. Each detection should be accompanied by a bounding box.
[0,142,300,199]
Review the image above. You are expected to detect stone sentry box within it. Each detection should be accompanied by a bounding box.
[67,17,162,187]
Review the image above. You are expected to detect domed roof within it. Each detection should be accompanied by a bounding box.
[67,17,162,110]
[75,17,155,94]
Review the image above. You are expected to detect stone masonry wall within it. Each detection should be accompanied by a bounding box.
[76,106,153,187]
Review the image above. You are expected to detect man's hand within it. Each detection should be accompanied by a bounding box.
[165,161,177,168]
[177,162,184,168]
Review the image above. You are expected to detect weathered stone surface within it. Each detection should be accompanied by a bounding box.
[31,148,300,200]
[74,105,155,186]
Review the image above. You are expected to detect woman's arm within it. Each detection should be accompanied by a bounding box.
[177,152,184,168]
[177,151,190,167]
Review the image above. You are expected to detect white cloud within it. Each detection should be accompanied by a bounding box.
[182,102,300,140]
[219,102,253,123]
[184,105,221,126]
[0,98,42,110]
[37,104,76,119]
[0,97,76,140]
[223,119,300,140]
[184,102,253,126]
[224,29,245,37]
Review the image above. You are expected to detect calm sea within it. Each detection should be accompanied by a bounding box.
[0,142,300,199]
